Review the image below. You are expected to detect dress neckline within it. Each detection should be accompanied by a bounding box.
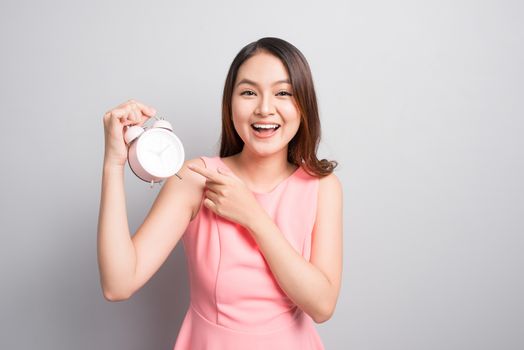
[216,157,302,196]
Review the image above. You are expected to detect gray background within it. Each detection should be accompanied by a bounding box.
[0,0,522,349]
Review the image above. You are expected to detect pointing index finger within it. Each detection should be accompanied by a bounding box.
[188,164,220,182]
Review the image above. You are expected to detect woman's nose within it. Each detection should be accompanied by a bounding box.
[255,95,275,116]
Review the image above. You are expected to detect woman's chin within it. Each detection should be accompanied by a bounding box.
[242,143,288,158]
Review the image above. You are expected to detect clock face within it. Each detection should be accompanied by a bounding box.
[136,128,184,178]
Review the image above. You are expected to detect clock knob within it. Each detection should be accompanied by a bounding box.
[124,125,145,144]
[152,119,173,131]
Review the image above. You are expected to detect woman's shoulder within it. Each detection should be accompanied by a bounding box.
[185,156,207,168]
[186,155,222,169]
[181,157,211,182]
[169,157,208,221]
[163,157,207,190]
[318,171,343,196]
[181,155,226,188]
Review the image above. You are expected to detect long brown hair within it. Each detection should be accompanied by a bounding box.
[220,37,338,177]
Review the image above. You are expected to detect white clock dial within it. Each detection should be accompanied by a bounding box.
[160,145,179,173]
[137,128,184,178]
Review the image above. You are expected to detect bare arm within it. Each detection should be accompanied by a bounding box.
[97,158,205,301]
[247,173,344,323]
[97,163,135,300]
[97,98,206,301]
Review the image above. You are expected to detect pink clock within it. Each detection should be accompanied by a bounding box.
[124,118,184,184]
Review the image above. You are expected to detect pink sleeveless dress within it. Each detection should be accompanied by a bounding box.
[173,156,324,350]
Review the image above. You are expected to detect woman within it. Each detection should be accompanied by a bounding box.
[98,37,343,349]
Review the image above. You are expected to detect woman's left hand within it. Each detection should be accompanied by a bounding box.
[188,164,265,229]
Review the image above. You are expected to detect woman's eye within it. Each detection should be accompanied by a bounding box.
[240,90,256,96]
[277,91,292,96]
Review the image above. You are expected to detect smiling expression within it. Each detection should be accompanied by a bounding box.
[231,51,301,157]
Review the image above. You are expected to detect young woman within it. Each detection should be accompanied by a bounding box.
[98,37,343,349]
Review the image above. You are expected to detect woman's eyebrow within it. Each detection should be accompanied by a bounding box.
[236,78,291,87]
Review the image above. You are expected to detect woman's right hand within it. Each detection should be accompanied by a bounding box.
[102,99,157,167]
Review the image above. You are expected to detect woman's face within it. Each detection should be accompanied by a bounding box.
[231,51,301,158]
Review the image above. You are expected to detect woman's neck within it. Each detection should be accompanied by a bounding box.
[229,147,296,189]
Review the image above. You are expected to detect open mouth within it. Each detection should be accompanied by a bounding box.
[251,123,281,135]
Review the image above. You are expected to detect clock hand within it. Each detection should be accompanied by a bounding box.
[159,144,172,155]
[147,150,164,165]
[150,144,170,156]
[148,148,169,166]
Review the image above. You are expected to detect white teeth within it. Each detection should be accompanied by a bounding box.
[252,123,280,129]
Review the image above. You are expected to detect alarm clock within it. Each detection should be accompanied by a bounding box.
[124,117,184,185]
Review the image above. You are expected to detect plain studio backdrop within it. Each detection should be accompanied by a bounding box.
[0,0,522,349]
